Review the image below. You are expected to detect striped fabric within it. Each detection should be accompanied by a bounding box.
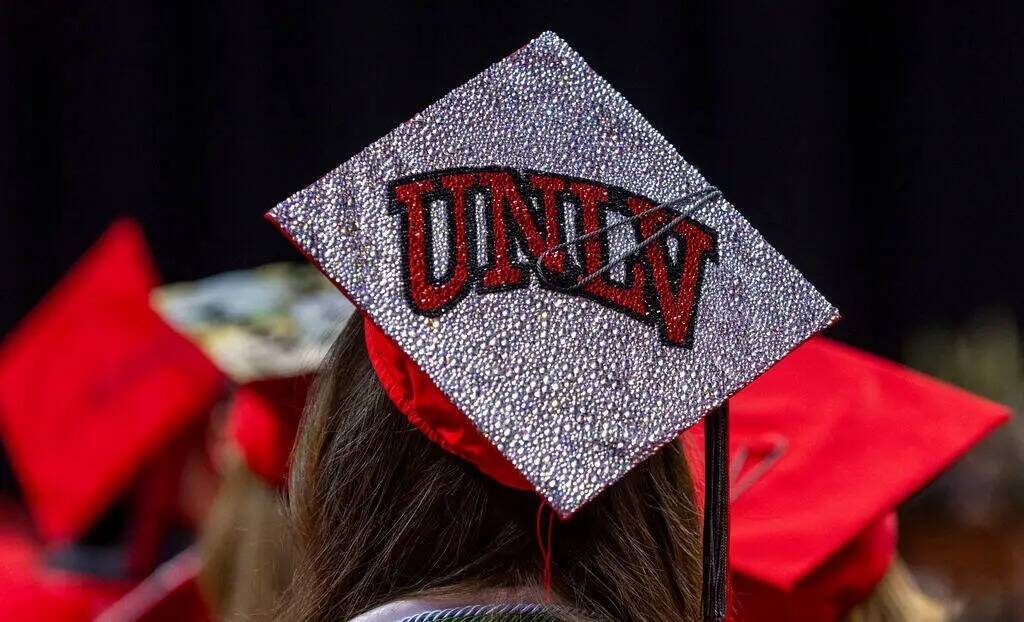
[399,603,583,621]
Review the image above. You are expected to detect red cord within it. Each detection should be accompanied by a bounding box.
[535,499,555,600]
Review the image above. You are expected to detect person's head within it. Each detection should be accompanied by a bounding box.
[280,317,704,621]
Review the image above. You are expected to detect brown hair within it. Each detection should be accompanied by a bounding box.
[198,450,294,621]
[280,318,704,621]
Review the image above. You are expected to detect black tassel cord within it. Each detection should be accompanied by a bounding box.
[701,401,730,622]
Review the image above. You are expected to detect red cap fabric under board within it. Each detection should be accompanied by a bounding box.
[0,220,226,542]
[226,375,313,487]
[686,336,1009,594]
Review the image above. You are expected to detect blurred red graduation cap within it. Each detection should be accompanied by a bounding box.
[686,336,1010,621]
[150,262,353,488]
[226,375,312,487]
[0,219,226,542]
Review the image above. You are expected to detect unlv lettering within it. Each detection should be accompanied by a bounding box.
[387,167,718,348]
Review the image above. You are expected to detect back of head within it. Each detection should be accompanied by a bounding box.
[281,318,703,621]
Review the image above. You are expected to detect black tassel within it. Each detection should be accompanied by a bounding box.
[701,401,730,622]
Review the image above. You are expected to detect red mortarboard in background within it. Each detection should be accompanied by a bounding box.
[685,336,1010,621]
[729,514,897,621]
[0,219,226,542]
[226,375,313,487]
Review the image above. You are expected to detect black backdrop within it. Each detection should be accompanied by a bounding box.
[3,1,1023,359]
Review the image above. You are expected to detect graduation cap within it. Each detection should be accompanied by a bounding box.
[268,32,838,619]
[151,263,353,486]
[152,263,353,385]
[684,336,1009,620]
[0,220,226,542]
[225,375,312,487]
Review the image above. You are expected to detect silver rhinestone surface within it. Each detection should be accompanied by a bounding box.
[268,32,838,516]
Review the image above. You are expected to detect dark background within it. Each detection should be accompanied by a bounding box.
[3,1,1022,357]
